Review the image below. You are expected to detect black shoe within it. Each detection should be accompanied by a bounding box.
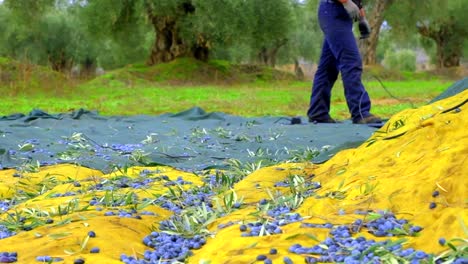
[353,114,382,124]
[309,116,337,123]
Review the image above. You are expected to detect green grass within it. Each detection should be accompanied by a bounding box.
[0,79,452,120]
[0,57,456,120]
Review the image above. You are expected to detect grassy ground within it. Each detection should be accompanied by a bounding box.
[0,57,456,120]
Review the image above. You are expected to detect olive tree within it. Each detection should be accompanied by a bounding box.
[1,0,95,72]
[82,0,244,65]
[386,0,468,68]
[245,0,294,67]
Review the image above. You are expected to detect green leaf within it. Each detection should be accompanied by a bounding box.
[366,139,377,147]
[447,242,457,251]
[367,212,383,221]
[53,218,72,227]
[245,242,258,249]
[305,233,320,242]
[18,143,34,151]
[80,235,90,251]
[64,249,76,255]
[458,215,468,236]
[337,179,345,189]
[48,232,72,239]
[336,169,346,175]
[390,228,408,236]
[285,233,301,240]
[259,225,266,237]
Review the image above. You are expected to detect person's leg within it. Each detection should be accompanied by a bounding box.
[307,40,339,122]
[337,32,372,122]
[320,4,379,123]
[307,2,340,123]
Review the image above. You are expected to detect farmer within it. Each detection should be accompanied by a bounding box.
[307,0,381,124]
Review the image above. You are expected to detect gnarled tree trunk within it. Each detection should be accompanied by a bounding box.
[358,0,394,65]
[294,59,304,80]
[257,38,288,67]
[146,16,187,65]
[192,34,210,62]
[145,1,197,65]
[258,47,269,66]
[48,51,72,72]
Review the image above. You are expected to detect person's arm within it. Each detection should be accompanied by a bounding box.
[338,0,360,21]
[338,0,363,8]
[358,5,371,38]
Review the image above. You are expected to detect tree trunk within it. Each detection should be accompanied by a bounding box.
[294,59,304,80]
[436,45,460,68]
[434,38,462,68]
[192,35,210,62]
[49,51,71,72]
[257,38,288,68]
[257,47,268,65]
[418,21,462,68]
[145,1,196,65]
[147,16,187,65]
[269,38,288,67]
[81,57,96,77]
[358,0,394,65]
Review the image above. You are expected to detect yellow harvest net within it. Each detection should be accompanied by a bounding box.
[0,90,467,263]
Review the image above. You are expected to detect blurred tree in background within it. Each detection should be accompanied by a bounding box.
[382,49,416,72]
[0,0,466,73]
[246,0,293,67]
[357,0,394,65]
[386,0,468,68]
[82,0,246,65]
[1,0,82,71]
[277,0,321,67]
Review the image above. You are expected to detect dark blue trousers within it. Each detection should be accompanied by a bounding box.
[307,1,372,122]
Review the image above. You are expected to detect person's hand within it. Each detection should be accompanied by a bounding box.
[358,17,371,39]
[341,0,360,21]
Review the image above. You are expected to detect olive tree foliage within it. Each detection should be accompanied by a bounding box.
[0,0,70,70]
[258,0,322,69]
[0,0,332,71]
[284,0,321,63]
[0,0,98,72]
[82,0,243,65]
[211,0,322,69]
[180,0,247,61]
[81,0,318,68]
[77,1,152,70]
[0,5,14,58]
[386,0,468,68]
[244,0,293,67]
[377,24,427,70]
